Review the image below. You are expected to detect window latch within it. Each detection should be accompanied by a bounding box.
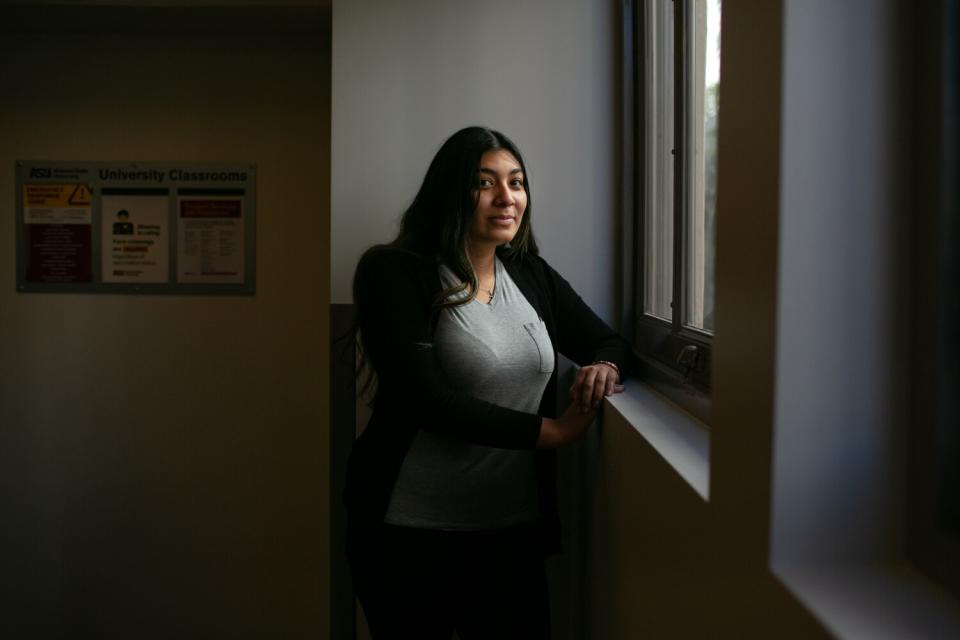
[677,344,700,378]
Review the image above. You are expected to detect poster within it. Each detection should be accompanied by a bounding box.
[22,183,93,283]
[177,194,244,284]
[16,162,255,294]
[101,189,169,283]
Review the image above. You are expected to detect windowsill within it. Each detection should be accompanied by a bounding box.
[603,380,710,501]
[605,382,960,635]
[772,561,960,638]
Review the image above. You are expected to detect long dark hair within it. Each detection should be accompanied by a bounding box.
[388,125,539,308]
[346,127,539,397]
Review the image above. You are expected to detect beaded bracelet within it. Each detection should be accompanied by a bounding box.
[591,359,621,381]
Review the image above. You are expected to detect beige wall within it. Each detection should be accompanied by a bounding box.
[0,31,330,637]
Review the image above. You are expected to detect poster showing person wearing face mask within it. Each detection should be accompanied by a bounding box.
[101,188,170,283]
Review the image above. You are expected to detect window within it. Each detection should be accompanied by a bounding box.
[628,0,721,419]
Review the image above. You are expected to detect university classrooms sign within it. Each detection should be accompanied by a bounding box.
[14,161,256,295]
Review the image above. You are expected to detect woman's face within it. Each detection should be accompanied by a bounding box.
[468,149,527,250]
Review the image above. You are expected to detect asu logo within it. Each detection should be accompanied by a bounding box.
[29,167,52,178]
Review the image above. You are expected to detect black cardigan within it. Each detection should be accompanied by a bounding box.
[344,246,633,553]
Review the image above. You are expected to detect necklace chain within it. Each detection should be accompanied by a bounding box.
[479,282,495,301]
[479,273,496,301]
[473,258,496,302]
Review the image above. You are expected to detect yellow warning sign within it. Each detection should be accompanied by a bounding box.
[69,184,93,206]
[23,183,93,208]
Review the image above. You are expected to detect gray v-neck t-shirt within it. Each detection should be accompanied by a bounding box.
[384,257,555,530]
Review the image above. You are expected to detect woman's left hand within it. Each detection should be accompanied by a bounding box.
[569,363,624,415]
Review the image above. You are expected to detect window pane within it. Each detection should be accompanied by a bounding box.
[683,0,720,333]
[643,0,674,321]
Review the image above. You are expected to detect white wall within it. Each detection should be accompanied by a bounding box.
[331,1,960,637]
[0,29,331,637]
[331,0,619,321]
[771,0,905,565]
[331,2,619,637]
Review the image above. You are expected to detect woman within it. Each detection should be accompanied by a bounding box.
[345,126,632,639]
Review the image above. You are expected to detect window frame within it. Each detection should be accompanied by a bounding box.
[626,0,716,423]
[907,0,960,601]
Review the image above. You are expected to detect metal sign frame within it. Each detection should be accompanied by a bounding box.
[15,161,257,295]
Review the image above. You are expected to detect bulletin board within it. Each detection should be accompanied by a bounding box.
[15,161,256,295]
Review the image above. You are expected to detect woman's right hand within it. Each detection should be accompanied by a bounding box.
[536,403,598,449]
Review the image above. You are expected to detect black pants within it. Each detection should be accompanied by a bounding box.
[346,520,551,640]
